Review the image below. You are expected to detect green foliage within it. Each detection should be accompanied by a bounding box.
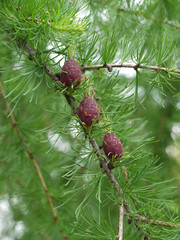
[0,0,180,240]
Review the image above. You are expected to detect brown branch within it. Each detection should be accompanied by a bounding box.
[133,214,180,227]
[116,7,180,29]
[117,204,124,240]
[90,138,120,193]
[0,81,67,240]
[24,43,60,82]
[14,41,180,239]
[18,42,155,239]
[81,63,180,75]
[90,137,150,239]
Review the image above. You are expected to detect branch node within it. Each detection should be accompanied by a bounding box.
[103,63,112,72]
[134,64,140,71]
[81,64,85,74]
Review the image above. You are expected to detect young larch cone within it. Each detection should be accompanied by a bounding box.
[103,133,123,160]
[59,59,82,87]
[78,96,99,126]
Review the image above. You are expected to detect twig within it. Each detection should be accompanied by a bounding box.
[24,43,60,82]
[22,41,127,238]
[0,81,67,240]
[89,137,150,239]
[81,63,180,75]
[117,204,124,240]
[16,41,180,238]
[133,214,180,227]
[90,138,120,193]
[20,42,153,238]
[116,7,180,29]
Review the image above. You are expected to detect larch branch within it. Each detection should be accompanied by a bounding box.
[117,204,124,240]
[81,63,180,75]
[133,214,180,227]
[15,41,180,239]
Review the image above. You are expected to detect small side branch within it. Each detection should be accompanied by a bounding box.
[117,204,124,240]
[81,63,180,75]
[0,81,67,240]
[133,214,180,227]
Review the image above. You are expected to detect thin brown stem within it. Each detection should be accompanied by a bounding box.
[133,214,180,227]
[0,81,67,240]
[81,63,180,75]
[90,138,120,194]
[89,137,149,238]
[117,204,124,240]
[89,138,125,239]
[116,7,180,29]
